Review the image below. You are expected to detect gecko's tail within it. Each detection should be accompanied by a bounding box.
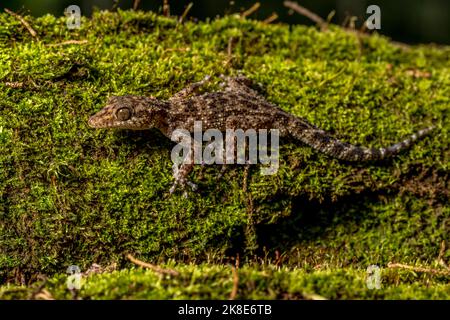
[290,122,435,162]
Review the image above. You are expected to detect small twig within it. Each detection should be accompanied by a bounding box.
[34,289,54,300]
[224,36,237,67]
[284,1,411,50]
[243,165,257,251]
[302,292,327,300]
[82,262,117,276]
[163,47,191,53]
[46,40,88,47]
[283,1,326,29]
[387,263,450,276]
[317,67,346,87]
[390,40,411,50]
[227,37,234,58]
[229,255,240,300]
[178,3,193,24]
[263,12,278,24]
[404,68,432,79]
[275,250,286,268]
[4,80,38,89]
[326,10,335,24]
[241,2,261,18]
[4,8,38,39]
[359,18,368,33]
[437,240,449,270]
[29,276,52,300]
[133,0,141,11]
[438,240,446,262]
[4,81,24,88]
[127,254,179,276]
[348,16,358,30]
[163,0,170,17]
[354,18,365,59]
[341,14,350,28]
[112,0,120,12]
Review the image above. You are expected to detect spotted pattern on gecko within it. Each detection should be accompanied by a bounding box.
[88,75,435,193]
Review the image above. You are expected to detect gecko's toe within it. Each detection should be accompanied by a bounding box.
[169,183,177,194]
[217,165,227,179]
[169,180,197,195]
[187,181,198,192]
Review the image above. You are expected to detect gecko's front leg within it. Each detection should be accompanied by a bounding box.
[169,75,212,101]
[170,162,197,196]
[169,131,201,196]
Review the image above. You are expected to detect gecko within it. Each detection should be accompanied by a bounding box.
[88,75,434,193]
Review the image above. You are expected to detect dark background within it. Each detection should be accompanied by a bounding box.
[1,0,449,45]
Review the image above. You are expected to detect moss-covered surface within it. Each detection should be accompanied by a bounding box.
[0,10,449,299]
[1,264,449,300]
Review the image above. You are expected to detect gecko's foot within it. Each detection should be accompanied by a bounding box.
[216,165,228,179]
[169,183,177,194]
[186,181,198,191]
[169,179,198,195]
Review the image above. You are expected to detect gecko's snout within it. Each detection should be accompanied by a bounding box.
[88,115,99,128]
[88,112,109,128]
[88,105,116,128]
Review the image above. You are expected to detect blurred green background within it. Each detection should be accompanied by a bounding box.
[0,0,449,44]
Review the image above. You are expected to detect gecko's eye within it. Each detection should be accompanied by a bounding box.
[116,107,131,121]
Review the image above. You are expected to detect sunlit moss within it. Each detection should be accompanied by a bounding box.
[1,265,449,299]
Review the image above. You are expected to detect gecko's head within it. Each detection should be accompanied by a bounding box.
[88,95,165,130]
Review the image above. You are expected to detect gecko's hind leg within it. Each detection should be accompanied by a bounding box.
[169,129,201,195]
[170,75,212,101]
[170,162,197,196]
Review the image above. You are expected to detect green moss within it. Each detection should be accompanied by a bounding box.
[1,265,449,300]
[0,10,448,299]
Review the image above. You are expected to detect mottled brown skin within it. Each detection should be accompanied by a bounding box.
[88,75,434,193]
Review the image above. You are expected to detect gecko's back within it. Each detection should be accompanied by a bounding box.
[89,76,435,162]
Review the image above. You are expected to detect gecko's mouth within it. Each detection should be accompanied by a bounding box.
[88,108,116,128]
[88,115,115,128]
[88,105,135,129]
[88,115,101,128]
[88,114,136,130]
[88,104,118,128]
